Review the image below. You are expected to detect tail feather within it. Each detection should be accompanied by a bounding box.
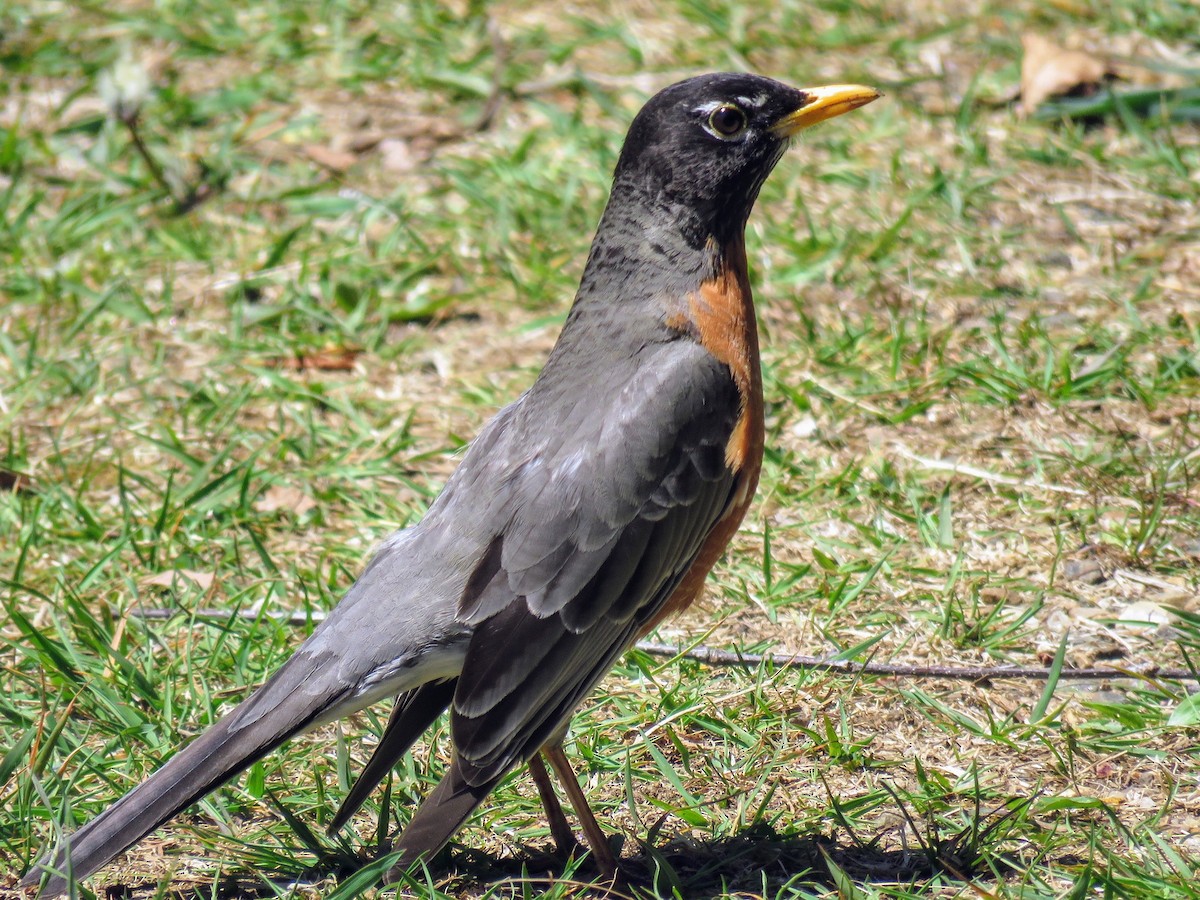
[21,677,350,896]
[383,757,500,882]
[20,525,470,897]
[329,678,457,834]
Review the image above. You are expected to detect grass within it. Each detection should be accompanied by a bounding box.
[3,0,1200,897]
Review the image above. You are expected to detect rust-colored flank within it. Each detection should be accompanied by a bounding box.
[649,237,765,628]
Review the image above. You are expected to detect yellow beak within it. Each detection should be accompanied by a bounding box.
[770,84,882,136]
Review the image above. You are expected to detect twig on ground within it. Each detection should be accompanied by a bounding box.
[120,111,219,214]
[892,443,1141,509]
[513,70,683,99]
[472,17,510,132]
[128,607,1200,682]
[800,370,888,417]
[122,113,180,204]
[633,641,1199,682]
[134,606,326,624]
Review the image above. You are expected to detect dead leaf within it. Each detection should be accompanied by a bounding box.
[0,468,34,493]
[303,144,359,172]
[1115,600,1175,629]
[1020,33,1110,117]
[145,570,216,590]
[379,137,419,174]
[261,347,362,371]
[342,130,385,154]
[258,484,318,516]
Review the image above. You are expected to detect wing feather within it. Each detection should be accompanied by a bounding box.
[446,339,743,787]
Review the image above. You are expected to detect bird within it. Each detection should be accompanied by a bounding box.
[22,72,879,895]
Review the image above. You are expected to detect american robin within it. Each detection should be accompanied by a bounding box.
[22,73,879,895]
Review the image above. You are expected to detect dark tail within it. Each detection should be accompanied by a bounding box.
[22,677,346,896]
[329,678,456,833]
[383,756,502,883]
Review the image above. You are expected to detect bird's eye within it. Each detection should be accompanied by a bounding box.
[707,104,747,138]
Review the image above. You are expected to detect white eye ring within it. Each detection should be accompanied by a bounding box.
[706,104,748,139]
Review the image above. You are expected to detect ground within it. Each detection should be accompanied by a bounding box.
[2,0,1199,897]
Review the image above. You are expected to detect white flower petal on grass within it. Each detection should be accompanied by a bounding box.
[98,47,152,121]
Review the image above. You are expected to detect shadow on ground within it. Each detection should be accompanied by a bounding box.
[479,823,977,896]
[6,823,1005,899]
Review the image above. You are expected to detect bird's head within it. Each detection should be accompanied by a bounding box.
[608,73,880,247]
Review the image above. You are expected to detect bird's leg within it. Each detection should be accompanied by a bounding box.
[527,751,580,858]
[542,742,619,880]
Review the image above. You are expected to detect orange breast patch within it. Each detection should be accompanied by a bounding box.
[646,237,766,629]
[687,237,764,479]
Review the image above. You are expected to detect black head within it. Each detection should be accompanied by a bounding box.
[608,73,879,246]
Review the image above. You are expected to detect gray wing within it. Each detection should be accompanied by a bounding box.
[384,337,745,873]
[449,337,742,785]
[335,338,742,847]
